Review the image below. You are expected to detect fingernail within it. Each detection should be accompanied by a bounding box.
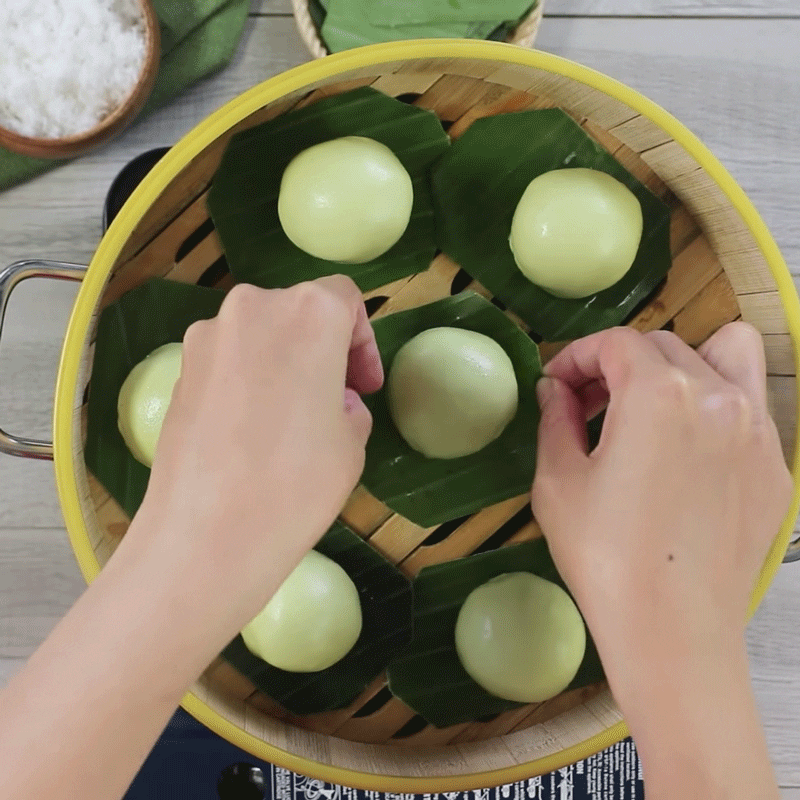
[536,376,554,406]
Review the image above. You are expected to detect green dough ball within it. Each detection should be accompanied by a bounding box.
[509,168,644,299]
[455,572,586,703]
[387,327,518,460]
[278,136,414,264]
[117,342,182,468]
[241,550,362,673]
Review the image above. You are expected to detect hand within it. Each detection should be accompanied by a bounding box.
[532,322,791,800]
[127,276,383,629]
[0,276,385,800]
[533,322,791,658]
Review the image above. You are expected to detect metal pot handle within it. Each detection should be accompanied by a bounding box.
[0,260,87,461]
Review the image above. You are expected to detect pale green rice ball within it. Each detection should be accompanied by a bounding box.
[455,572,586,703]
[117,342,182,468]
[241,550,362,673]
[278,136,414,264]
[509,168,644,299]
[388,327,519,460]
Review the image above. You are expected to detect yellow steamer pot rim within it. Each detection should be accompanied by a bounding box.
[53,39,800,791]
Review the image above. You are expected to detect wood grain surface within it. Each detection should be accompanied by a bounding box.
[0,1,797,788]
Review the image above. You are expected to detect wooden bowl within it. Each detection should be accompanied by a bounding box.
[0,0,160,160]
[53,41,800,791]
[290,0,545,59]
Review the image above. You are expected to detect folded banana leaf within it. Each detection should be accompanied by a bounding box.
[364,0,534,26]
[321,0,499,53]
[485,18,522,41]
[432,108,672,341]
[207,87,450,293]
[85,279,225,519]
[308,0,328,32]
[387,537,604,727]
[309,0,532,50]
[222,521,413,714]
[362,292,542,528]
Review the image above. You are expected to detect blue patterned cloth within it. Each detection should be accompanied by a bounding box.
[126,709,644,800]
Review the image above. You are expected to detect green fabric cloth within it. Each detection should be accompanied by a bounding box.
[0,0,250,192]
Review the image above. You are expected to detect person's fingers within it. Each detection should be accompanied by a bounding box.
[544,327,668,392]
[645,330,721,382]
[697,321,768,412]
[535,376,589,482]
[344,387,373,448]
[314,275,384,395]
[576,380,610,421]
[346,338,384,396]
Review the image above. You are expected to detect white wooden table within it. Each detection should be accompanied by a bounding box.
[0,0,798,793]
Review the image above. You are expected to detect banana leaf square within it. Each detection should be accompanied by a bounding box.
[222,521,414,715]
[208,86,451,293]
[362,291,542,528]
[432,107,672,341]
[387,537,604,727]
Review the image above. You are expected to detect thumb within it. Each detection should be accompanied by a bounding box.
[344,387,373,450]
[535,377,589,481]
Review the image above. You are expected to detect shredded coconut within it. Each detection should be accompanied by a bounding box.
[0,0,148,139]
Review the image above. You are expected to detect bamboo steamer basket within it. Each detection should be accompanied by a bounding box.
[2,39,798,792]
[290,0,545,59]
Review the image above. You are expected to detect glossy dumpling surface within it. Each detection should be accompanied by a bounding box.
[117,342,182,468]
[455,571,586,703]
[241,550,362,673]
[278,136,414,264]
[387,326,518,459]
[509,167,644,299]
